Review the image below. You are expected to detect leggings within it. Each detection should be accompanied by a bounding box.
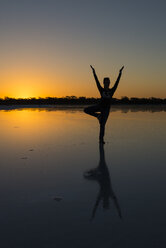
[84,104,110,141]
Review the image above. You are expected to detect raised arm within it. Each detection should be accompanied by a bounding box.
[90,65,103,93]
[111,66,124,94]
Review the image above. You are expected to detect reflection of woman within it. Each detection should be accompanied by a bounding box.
[84,65,124,144]
[84,143,122,220]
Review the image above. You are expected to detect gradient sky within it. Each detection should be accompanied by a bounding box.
[0,0,166,98]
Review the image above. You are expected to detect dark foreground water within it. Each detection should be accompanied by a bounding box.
[0,106,166,248]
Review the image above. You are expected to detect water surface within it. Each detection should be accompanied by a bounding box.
[0,106,166,248]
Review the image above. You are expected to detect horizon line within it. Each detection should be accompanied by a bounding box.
[1,96,166,100]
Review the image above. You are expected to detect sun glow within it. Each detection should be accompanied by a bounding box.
[0,70,56,99]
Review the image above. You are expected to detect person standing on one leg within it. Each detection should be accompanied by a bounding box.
[84,65,124,144]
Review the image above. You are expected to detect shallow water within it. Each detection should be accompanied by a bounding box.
[0,106,166,248]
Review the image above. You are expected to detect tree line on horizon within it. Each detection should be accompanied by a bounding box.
[0,96,166,105]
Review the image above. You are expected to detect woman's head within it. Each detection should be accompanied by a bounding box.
[103,77,110,89]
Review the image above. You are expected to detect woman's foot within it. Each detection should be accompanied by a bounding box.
[97,114,101,123]
[99,139,105,144]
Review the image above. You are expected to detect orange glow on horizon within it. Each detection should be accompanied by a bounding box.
[0,68,165,99]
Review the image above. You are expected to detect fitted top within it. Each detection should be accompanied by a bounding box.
[99,87,115,106]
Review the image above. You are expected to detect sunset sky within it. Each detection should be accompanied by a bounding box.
[0,0,166,99]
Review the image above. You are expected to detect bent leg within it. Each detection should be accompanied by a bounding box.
[84,105,101,118]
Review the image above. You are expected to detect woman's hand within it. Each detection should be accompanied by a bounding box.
[90,65,95,72]
[119,66,124,73]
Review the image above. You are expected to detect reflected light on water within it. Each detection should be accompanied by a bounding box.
[0,106,166,248]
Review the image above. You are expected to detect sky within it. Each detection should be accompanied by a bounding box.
[0,0,166,99]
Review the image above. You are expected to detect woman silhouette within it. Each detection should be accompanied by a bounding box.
[84,65,124,144]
